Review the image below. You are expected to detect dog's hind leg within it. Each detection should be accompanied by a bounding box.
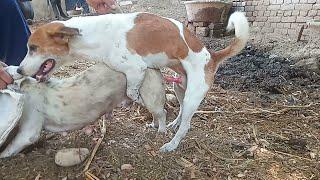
[142,69,167,133]
[0,109,43,158]
[160,61,209,152]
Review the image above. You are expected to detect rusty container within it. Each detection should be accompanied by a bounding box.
[183,0,232,23]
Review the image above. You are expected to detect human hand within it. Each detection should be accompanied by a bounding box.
[0,62,13,90]
[86,0,120,14]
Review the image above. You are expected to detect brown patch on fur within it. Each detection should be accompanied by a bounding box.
[183,27,204,53]
[28,22,79,56]
[127,13,189,60]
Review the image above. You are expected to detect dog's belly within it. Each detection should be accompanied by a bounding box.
[43,99,122,132]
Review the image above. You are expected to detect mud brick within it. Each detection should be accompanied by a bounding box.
[281,16,296,22]
[255,5,267,11]
[299,10,308,16]
[247,16,256,22]
[284,11,292,16]
[313,4,320,10]
[292,10,300,15]
[268,17,281,22]
[292,0,299,2]
[270,11,277,16]
[246,1,252,6]
[264,10,271,16]
[196,27,209,37]
[264,22,271,27]
[284,0,292,3]
[276,23,284,28]
[208,23,224,30]
[283,23,291,28]
[193,22,209,27]
[277,11,284,16]
[270,23,277,28]
[253,11,258,16]
[261,27,274,33]
[268,5,281,10]
[281,4,294,10]
[187,23,195,33]
[252,22,260,27]
[252,1,258,5]
[258,11,265,16]
[246,12,253,17]
[209,29,224,38]
[256,16,268,22]
[308,10,318,16]
[318,10,320,15]
[307,0,316,3]
[295,4,313,10]
[263,0,270,5]
[300,0,308,3]
[245,6,255,11]
[296,16,313,22]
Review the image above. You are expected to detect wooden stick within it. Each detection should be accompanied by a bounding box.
[83,118,106,173]
[197,141,244,161]
[274,150,315,162]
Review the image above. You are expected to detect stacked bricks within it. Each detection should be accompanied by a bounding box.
[233,0,320,38]
[187,22,225,37]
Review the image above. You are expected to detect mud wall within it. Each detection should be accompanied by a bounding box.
[232,0,320,40]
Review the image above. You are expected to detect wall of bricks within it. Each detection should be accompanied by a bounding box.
[232,0,320,39]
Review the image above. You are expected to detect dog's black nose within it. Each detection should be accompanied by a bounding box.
[17,67,24,75]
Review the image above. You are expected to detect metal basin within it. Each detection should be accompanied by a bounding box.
[183,0,232,23]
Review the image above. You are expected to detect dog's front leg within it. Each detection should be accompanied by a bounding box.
[0,109,43,158]
[109,54,147,105]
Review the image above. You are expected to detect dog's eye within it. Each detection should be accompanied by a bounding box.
[29,45,38,52]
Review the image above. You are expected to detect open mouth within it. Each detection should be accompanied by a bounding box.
[32,59,56,82]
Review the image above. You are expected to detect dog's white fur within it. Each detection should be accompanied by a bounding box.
[0,65,166,158]
[19,12,249,152]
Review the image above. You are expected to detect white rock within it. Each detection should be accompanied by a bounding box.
[166,94,177,103]
[55,148,89,167]
[119,1,133,7]
[121,164,134,171]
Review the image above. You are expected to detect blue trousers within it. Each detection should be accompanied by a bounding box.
[0,0,30,66]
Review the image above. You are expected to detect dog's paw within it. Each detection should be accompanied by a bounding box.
[146,122,157,129]
[159,142,177,152]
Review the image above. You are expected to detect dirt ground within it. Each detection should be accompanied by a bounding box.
[1,1,320,179]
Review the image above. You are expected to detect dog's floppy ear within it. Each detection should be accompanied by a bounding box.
[46,23,80,45]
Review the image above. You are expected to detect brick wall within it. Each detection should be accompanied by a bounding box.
[232,0,320,39]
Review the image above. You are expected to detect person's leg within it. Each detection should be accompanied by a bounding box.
[78,0,90,14]
[0,0,30,66]
[65,0,76,11]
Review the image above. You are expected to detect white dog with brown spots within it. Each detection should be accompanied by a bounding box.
[18,12,249,152]
[0,65,166,158]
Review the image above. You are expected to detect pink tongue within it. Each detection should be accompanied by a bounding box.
[43,61,53,73]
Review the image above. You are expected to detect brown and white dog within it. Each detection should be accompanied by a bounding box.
[18,12,249,152]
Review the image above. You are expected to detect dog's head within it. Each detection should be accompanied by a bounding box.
[19,22,80,82]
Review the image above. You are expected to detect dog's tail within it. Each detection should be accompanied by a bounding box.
[209,12,249,64]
